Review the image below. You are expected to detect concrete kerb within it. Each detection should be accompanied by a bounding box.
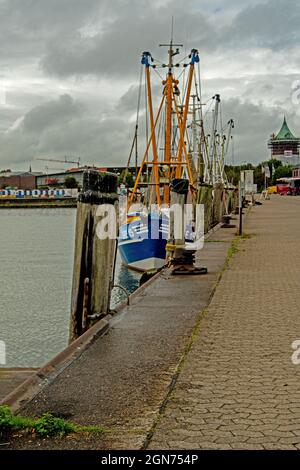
[0,316,110,411]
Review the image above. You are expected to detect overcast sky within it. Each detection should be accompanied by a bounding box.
[0,0,300,171]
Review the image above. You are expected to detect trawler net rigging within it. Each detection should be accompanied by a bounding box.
[124,43,235,204]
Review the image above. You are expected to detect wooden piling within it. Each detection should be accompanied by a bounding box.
[166,178,189,261]
[168,178,208,276]
[171,179,189,246]
[69,170,119,343]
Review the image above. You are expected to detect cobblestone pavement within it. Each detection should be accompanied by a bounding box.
[149,197,300,450]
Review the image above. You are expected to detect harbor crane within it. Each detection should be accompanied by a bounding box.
[35,156,81,168]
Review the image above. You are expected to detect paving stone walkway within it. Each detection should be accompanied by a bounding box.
[149,197,300,450]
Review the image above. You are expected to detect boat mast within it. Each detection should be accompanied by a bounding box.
[175,49,199,183]
[142,52,161,205]
[209,94,220,185]
[191,95,199,173]
[159,40,182,203]
[128,44,200,208]
[221,119,234,185]
[225,119,234,156]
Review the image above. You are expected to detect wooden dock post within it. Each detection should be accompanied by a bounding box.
[238,172,245,236]
[166,178,189,262]
[167,178,207,276]
[170,178,189,246]
[69,170,119,343]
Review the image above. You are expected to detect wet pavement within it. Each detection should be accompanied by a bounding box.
[3,218,236,449]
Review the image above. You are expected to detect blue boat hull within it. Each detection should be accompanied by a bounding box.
[118,213,168,272]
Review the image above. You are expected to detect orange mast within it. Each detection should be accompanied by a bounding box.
[143,52,161,206]
[176,50,199,179]
[172,89,195,186]
[128,94,165,208]
[129,46,199,209]
[164,72,173,204]
[159,40,182,204]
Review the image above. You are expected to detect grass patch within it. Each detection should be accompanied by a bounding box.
[222,236,241,273]
[76,425,108,435]
[223,232,253,272]
[0,405,106,440]
[227,237,240,258]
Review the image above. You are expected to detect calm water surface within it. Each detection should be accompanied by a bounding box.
[0,209,140,368]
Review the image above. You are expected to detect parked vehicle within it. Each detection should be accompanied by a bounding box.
[276,178,291,195]
[268,186,277,194]
[289,178,300,196]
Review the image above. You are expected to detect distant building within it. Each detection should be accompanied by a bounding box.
[0,171,40,190]
[36,166,142,189]
[36,169,86,188]
[268,117,300,166]
[1,166,141,190]
[293,165,300,178]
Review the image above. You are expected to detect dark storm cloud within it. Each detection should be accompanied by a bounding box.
[118,84,141,114]
[0,94,133,167]
[1,0,300,169]
[0,107,21,132]
[0,0,101,60]
[22,94,82,132]
[224,0,300,49]
[41,0,214,78]
[1,92,291,169]
[39,0,300,80]
[117,82,162,115]
[220,98,298,163]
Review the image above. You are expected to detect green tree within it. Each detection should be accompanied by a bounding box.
[64,176,79,189]
[269,159,282,170]
[119,170,134,188]
[253,164,265,192]
[272,166,293,185]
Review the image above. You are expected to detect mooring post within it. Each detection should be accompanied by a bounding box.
[166,178,189,262]
[167,179,207,276]
[221,189,236,229]
[238,172,245,236]
[69,170,119,343]
[171,178,189,246]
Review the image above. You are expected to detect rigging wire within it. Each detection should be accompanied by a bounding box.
[172,116,178,156]
[219,100,223,139]
[203,97,214,120]
[159,106,166,162]
[156,103,163,158]
[197,61,203,120]
[177,54,190,64]
[136,65,143,128]
[125,65,143,173]
[182,59,187,105]
[152,66,165,82]
[181,69,190,108]
[151,57,164,65]
[175,66,187,84]
[144,67,149,176]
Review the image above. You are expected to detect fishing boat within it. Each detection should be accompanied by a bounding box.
[118,41,202,272]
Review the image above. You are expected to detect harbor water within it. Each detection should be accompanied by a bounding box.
[0,209,140,368]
